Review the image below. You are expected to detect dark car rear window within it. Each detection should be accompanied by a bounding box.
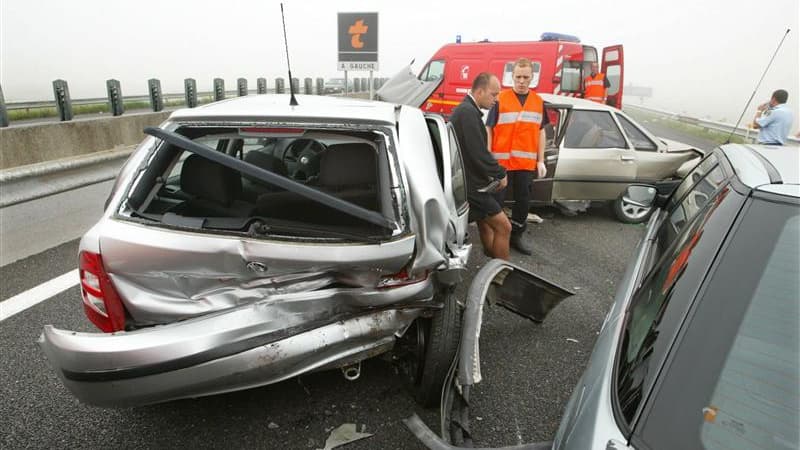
[634,199,799,450]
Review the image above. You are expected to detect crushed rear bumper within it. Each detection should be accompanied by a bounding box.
[39,280,433,407]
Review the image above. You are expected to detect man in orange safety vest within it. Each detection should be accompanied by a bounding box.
[486,58,548,255]
[583,62,611,104]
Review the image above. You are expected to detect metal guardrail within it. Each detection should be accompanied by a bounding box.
[624,103,800,145]
[8,91,251,110]
[1,76,390,127]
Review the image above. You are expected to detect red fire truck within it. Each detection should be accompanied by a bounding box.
[379,33,624,114]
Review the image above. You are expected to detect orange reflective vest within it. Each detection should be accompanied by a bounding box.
[584,73,607,103]
[490,89,543,171]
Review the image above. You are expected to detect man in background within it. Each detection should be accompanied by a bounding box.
[583,62,611,104]
[753,89,794,145]
[486,58,547,256]
[450,72,511,260]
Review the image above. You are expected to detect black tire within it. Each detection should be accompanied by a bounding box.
[413,286,462,407]
[613,194,654,224]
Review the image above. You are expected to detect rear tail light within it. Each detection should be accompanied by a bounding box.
[377,268,429,289]
[79,251,127,332]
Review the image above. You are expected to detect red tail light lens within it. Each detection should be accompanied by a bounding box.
[377,268,429,289]
[79,251,127,332]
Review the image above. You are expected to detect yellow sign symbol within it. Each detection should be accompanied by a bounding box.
[348,19,368,49]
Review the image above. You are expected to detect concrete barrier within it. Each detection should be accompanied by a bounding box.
[0,111,170,169]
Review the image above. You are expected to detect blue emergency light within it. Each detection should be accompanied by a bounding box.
[540,32,580,43]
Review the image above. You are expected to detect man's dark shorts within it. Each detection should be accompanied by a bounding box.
[468,191,503,223]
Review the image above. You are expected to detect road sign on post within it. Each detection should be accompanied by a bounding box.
[52,79,73,121]
[337,12,378,72]
[106,79,124,116]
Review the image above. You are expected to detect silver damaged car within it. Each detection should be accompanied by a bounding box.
[38,94,474,407]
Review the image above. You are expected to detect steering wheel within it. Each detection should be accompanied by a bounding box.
[282,139,324,180]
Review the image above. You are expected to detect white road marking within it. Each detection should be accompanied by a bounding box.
[0,269,79,322]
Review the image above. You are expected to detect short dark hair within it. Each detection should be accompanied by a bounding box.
[472,72,493,91]
[772,89,788,104]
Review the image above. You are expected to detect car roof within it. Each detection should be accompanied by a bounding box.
[538,93,619,111]
[168,94,398,124]
[720,144,800,197]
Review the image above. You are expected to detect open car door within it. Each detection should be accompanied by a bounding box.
[602,45,624,109]
[531,103,571,203]
[404,259,574,448]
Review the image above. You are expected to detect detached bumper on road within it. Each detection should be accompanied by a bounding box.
[39,280,434,407]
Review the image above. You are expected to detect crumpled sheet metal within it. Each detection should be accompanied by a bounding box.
[97,218,416,324]
[396,105,450,274]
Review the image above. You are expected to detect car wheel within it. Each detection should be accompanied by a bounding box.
[412,286,462,407]
[613,193,654,224]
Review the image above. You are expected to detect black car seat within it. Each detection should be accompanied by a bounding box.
[316,143,378,210]
[172,154,254,217]
[254,143,378,224]
[241,151,289,201]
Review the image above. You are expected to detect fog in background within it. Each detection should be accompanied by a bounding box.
[2,0,798,131]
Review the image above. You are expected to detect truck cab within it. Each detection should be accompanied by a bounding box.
[379,33,624,115]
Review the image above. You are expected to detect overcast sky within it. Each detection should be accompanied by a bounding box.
[2,0,798,130]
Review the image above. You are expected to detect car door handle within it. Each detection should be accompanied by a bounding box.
[620,155,635,161]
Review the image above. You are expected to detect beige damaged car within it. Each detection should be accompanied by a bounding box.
[531,94,703,223]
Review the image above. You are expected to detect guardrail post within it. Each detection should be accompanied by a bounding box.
[291,78,299,94]
[237,78,248,96]
[316,78,324,95]
[303,78,313,95]
[106,79,124,116]
[52,79,73,121]
[275,78,285,94]
[213,78,225,101]
[148,79,163,112]
[184,78,198,108]
[257,78,267,94]
[0,84,9,127]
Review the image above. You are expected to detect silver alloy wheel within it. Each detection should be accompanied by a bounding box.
[613,195,654,224]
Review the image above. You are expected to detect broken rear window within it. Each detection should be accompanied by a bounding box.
[122,126,398,240]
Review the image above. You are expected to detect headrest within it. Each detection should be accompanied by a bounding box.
[244,151,288,178]
[318,143,377,187]
[180,154,242,206]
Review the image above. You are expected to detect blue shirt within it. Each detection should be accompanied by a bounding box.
[756,104,794,145]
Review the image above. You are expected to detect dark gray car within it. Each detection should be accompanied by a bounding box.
[407,144,799,450]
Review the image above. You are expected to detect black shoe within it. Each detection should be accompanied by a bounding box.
[510,234,533,255]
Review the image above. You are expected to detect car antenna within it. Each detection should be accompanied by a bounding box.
[280,3,298,106]
[725,28,790,144]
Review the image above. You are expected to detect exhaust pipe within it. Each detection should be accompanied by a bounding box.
[341,362,361,381]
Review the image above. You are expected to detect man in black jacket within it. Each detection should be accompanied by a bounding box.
[450,73,511,260]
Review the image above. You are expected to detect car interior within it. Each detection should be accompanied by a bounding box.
[129,128,393,235]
